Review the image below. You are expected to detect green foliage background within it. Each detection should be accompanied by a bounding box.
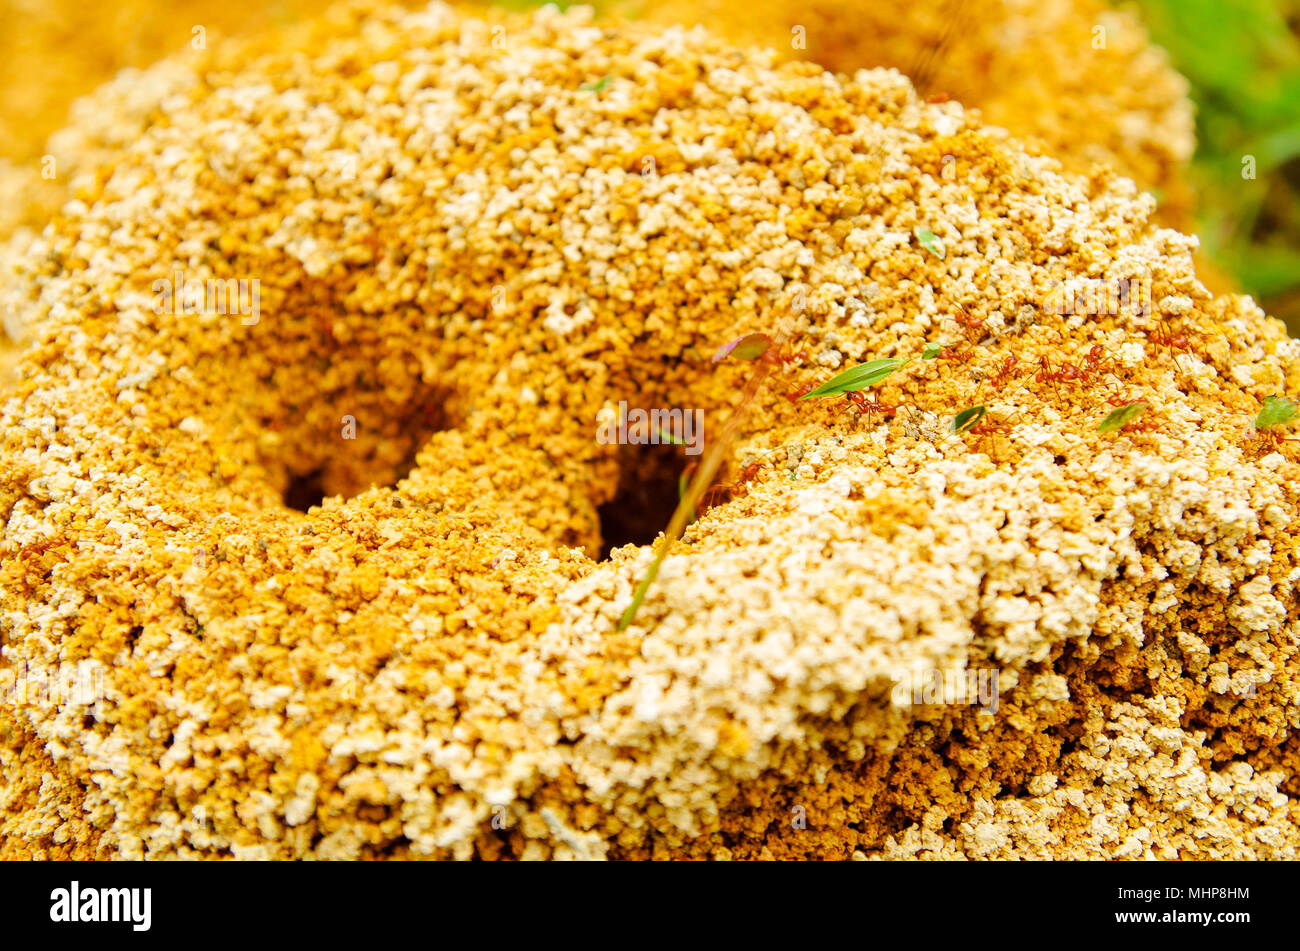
[1132,0,1300,333]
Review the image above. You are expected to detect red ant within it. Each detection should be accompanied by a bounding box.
[758,342,808,371]
[1057,361,1084,384]
[1148,324,1191,353]
[12,535,68,583]
[1102,395,1160,434]
[1255,428,1299,451]
[845,391,899,423]
[954,310,987,342]
[968,411,1018,458]
[939,346,975,364]
[1148,323,1196,371]
[697,460,764,513]
[1033,354,1071,393]
[1018,346,1126,402]
[1081,344,1107,374]
[1075,344,1106,382]
[752,341,807,398]
[989,354,1022,390]
[1077,343,1126,392]
[1048,348,1103,387]
[786,381,817,402]
[16,536,66,563]
[925,92,952,104]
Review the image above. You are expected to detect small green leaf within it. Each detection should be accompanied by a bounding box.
[658,426,685,445]
[950,404,987,434]
[712,333,771,363]
[1255,395,1299,430]
[1098,402,1147,434]
[582,76,612,92]
[915,226,946,260]
[922,342,942,360]
[798,358,908,400]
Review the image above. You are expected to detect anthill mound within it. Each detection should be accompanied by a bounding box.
[1,3,1297,859]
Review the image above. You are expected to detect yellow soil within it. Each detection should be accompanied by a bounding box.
[1,3,1297,859]
[0,0,1194,235]
[0,0,1205,380]
[640,0,1196,217]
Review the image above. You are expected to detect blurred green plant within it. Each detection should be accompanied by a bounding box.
[1132,0,1300,332]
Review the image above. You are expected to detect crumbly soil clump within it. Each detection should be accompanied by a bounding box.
[639,0,1196,217]
[0,0,1201,379]
[1,3,1298,859]
[0,0,1193,237]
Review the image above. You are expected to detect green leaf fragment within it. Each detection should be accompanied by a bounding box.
[922,342,942,360]
[1255,394,1299,429]
[915,226,946,259]
[950,404,987,434]
[582,76,612,92]
[712,332,771,363]
[1098,402,1147,434]
[798,358,908,400]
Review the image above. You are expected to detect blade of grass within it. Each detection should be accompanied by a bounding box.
[617,318,794,630]
[797,357,908,400]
